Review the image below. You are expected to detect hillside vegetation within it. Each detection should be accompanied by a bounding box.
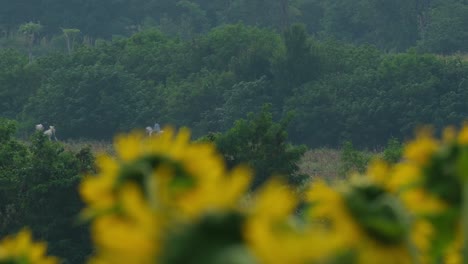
[1,24,467,148]
[1,1,468,149]
[1,0,468,54]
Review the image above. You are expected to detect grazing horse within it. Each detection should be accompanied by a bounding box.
[145,126,153,136]
[145,123,164,137]
[44,126,57,141]
[153,123,164,135]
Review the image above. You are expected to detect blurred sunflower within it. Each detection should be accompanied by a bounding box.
[244,179,338,264]
[443,225,462,264]
[365,124,468,263]
[80,126,252,220]
[87,184,161,264]
[396,127,464,211]
[395,126,468,260]
[366,159,447,215]
[403,127,439,167]
[306,176,430,264]
[79,127,253,263]
[0,229,58,264]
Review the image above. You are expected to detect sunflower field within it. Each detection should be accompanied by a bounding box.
[2,124,468,264]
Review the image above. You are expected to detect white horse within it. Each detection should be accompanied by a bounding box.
[145,123,164,137]
[145,126,153,136]
[44,126,57,141]
[153,123,164,135]
[35,124,44,131]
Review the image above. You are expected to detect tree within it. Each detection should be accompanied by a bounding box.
[23,64,154,139]
[194,23,281,78]
[22,132,93,263]
[62,28,81,55]
[0,118,95,263]
[174,0,210,38]
[18,22,43,63]
[273,23,320,105]
[0,49,41,119]
[279,0,290,30]
[339,141,371,176]
[162,70,235,136]
[382,137,403,164]
[418,2,468,54]
[218,76,273,130]
[209,104,307,189]
[0,118,27,233]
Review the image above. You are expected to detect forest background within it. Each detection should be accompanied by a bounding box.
[1,0,468,263]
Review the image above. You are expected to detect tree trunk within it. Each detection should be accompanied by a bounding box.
[279,0,290,31]
[416,0,432,38]
[28,33,35,63]
[64,34,71,55]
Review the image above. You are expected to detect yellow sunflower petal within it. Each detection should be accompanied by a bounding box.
[403,128,438,166]
[114,132,145,162]
[458,122,468,145]
[367,159,391,187]
[400,188,447,214]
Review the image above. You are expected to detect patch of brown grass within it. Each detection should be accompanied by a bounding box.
[62,139,114,155]
[298,148,342,181]
[436,53,468,62]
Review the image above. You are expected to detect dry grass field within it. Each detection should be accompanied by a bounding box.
[62,139,114,155]
[298,148,342,180]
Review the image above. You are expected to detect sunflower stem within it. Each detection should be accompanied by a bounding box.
[462,180,468,264]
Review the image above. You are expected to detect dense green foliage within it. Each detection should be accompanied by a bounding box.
[0,118,94,263]
[0,22,467,148]
[382,138,403,164]
[1,0,467,53]
[201,105,307,189]
[339,141,371,176]
[1,1,468,148]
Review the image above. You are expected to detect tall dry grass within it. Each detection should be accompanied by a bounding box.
[298,148,342,181]
[62,139,114,155]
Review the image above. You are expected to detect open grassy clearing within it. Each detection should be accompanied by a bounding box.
[298,148,342,180]
[62,139,114,155]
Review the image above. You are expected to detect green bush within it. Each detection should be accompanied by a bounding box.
[382,137,403,164]
[0,118,95,263]
[340,141,371,177]
[208,104,307,189]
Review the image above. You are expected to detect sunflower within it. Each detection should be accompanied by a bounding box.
[306,176,430,264]
[403,127,439,167]
[0,229,58,264]
[398,126,462,211]
[87,184,161,264]
[80,154,120,219]
[80,126,252,220]
[367,125,468,263]
[244,179,338,264]
[365,159,448,216]
[80,127,253,263]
